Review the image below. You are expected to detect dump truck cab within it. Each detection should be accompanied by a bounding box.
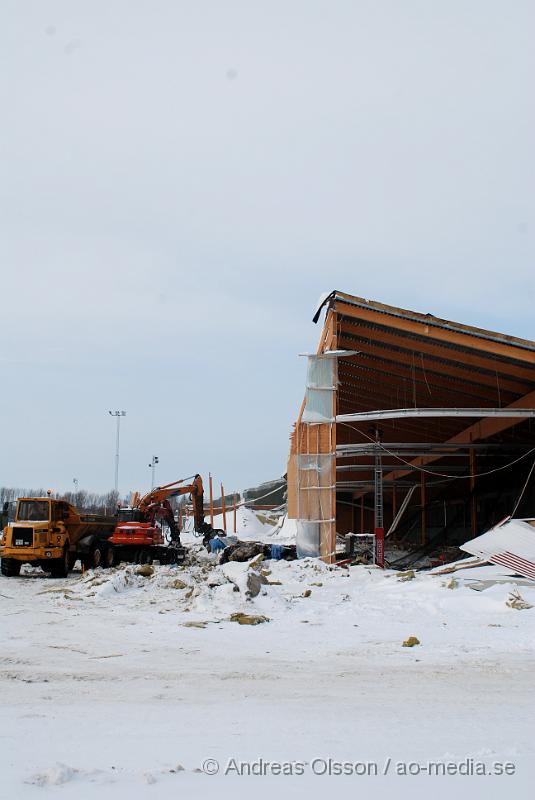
[1,497,116,578]
[1,498,73,577]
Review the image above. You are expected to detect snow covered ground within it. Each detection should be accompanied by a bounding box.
[1,548,534,800]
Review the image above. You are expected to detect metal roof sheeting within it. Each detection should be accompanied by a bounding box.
[461,519,535,581]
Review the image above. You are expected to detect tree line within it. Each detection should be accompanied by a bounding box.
[0,487,124,516]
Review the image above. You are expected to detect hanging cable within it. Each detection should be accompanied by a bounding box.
[511,458,535,517]
[339,421,535,481]
[420,353,432,396]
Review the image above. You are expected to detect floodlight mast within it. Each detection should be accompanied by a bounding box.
[148,455,159,490]
[109,411,126,493]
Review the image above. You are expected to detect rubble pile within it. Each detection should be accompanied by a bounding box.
[49,545,336,625]
[38,547,534,639]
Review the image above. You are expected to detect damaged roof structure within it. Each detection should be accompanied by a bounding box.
[287,290,535,564]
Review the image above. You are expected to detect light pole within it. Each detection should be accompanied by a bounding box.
[109,411,126,493]
[148,455,159,489]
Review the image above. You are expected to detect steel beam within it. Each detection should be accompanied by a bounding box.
[337,408,535,423]
[337,441,515,449]
[337,480,417,488]
[383,388,535,483]
[336,464,469,472]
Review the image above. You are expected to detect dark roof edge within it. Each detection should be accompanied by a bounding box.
[324,290,535,353]
[312,290,337,324]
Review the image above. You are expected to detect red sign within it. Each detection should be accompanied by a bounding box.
[375,527,385,568]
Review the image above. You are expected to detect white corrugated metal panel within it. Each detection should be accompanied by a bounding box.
[461,519,535,581]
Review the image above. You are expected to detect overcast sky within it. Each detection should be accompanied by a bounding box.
[1,0,533,496]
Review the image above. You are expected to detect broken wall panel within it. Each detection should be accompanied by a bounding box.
[290,421,336,561]
[287,309,338,562]
[461,519,535,581]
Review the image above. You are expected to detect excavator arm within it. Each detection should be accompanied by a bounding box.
[134,474,213,544]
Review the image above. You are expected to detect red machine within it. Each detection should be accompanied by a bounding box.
[108,474,213,563]
[109,521,165,549]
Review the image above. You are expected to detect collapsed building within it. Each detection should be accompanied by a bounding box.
[287,290,535,564]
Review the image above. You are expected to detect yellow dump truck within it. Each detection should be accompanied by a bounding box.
[0,497,116,578]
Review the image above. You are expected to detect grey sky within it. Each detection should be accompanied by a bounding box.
[1,1,533,496]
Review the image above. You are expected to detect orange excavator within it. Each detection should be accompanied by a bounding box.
[133,474,212,541]
[109,474,215,563]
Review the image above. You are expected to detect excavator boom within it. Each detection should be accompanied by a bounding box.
[132,474,212,544]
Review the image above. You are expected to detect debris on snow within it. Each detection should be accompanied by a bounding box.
[168,578,188,590]
[135,565,155,577]
[181,621,208,628]
[248,553,265,570]
[402,636,421,647]
[28,763,78,786]
[246,571,265,598]
[230,613,270,625]
[397,570,416,582]
[433,557,486,575]
[221,542,266,563]
[506,590,533,610]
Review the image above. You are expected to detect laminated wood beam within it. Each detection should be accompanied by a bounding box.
[337,358,518,405]
[337,333,531,396]
[338,319,535,384]
[334,299,535,366]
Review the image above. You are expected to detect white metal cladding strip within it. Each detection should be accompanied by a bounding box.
[461,519,535,581]
[489,552,535,580]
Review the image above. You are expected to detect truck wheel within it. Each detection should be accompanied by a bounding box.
[91,546,103,569]
[1,558,22,577]
[102,546,115,569]
[49,548,70,579]
[83,546,103,570]
[137,547,152,564]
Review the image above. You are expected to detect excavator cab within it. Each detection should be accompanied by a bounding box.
[117,507,144,524]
